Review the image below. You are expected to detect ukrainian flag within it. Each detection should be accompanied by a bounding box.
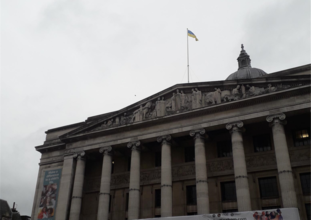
[188,30,198,41]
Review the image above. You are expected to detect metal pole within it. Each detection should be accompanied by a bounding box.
[187,28,189,83]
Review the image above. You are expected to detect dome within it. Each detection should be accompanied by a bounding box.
[226,44,267,80]
[226,67,267,80]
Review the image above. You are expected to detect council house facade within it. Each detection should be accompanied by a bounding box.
[31,46,311,220]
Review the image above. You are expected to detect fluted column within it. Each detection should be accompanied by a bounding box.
[55,154,77,220]
[97,146,113,220]
[189,129,209,214]
[266,113,298,207]
[157,135,172,217]
[69,152,86,220]
[226,121,251,211]
[127,141,141,220]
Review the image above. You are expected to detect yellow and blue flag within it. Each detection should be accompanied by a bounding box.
[188,30,198,41]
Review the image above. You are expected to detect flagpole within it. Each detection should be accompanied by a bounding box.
[187,28,189,83]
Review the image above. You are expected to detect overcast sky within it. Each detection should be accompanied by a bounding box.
[1,0,310,215]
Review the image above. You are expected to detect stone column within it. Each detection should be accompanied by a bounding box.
[55,154,76,220]
[266,113,298,208]
[127,141,141,220]
[189,129,210,214]
[226,121,251,211]
[31,165,43,220]
[97,146,113,220]
[157,135,172,217]
[69,152,86,220]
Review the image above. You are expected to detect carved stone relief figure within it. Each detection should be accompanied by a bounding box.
[132,105,143,122]
[171,93,176,111]
[232,85,240,96]
[241,84,246,98]
[205,88,221,105]
[142,102,152,119]
[266,84,277,93]
[220,90,232,102]
[191,89,196,109]
[115,116,120,125]
[120,113,127,125]
[180,90,187,109]
[191,88,202,109]
[247,85,265,96]
[195,88,202,108]
[175,89,182,111]
[214,88,222,104]
[107,118,113,126]
[155,97,166,117]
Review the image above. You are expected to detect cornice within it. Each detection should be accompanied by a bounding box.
[35,142,65,153]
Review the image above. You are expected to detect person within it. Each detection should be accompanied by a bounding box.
[48,208,54,217]
[269,211,276,219]
[276,209,283,220]
[46,196,56,208]
[260,211,267,220]
[37,206,48,219]
[253,212,260,220]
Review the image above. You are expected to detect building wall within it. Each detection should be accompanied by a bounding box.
[78,113,310,219]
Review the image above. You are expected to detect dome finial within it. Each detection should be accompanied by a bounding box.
[241,44,244,50]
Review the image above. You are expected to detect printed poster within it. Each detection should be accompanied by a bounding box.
[37,169,62,220]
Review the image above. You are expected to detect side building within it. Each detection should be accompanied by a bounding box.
[31,46,311,220]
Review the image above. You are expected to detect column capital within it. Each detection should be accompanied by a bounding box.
[157,135,172,145]
[266,113,287,126]
[77,151,85,160]
[226,121,244,133]
[189,129,206,140]
[63,153,78,160]
[99,146,113,155]
[127,140,141,151]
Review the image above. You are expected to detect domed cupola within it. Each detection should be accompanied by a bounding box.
[226,44,267,80]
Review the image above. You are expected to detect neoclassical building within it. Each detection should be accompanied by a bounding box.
[31,46,311,220]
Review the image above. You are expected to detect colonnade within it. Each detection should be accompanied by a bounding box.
[55,113,297,220]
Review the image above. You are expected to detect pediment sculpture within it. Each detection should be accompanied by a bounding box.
[84,82,302,134]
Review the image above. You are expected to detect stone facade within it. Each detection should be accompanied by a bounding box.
[32,63,311,220]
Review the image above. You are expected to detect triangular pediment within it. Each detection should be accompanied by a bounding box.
[60,75,310,140]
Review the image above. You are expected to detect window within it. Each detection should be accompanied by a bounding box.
[293,129,310,147]
[221,181,237,201]
[155,189,161,207]
[306,203,311,220]
[154,215,161,218]
[300,173,311,195]
[186,185,197,205]
[223,209,238,213]
[258,177,279,198]
[155,152,161,167]
[127,157,131,171]
[125,193,129,211]
[217,141,232,158]
[187,212,197,215]
[262,206,281,210]
[109,195,111,212]
[185,147,195,162]
[111,161,114,174]
[253,134,272,152]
